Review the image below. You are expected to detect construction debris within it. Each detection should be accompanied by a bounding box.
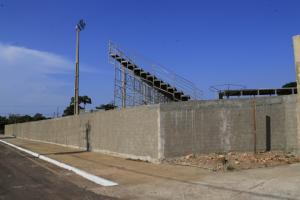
[164,151,300,172]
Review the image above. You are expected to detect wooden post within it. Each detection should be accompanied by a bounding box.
[252,99,257,153]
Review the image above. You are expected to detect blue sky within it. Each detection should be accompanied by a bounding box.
[0,0,299,116]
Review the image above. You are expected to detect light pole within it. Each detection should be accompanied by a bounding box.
[74,19,86,115]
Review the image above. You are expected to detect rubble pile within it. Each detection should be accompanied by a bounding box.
[165,151,300,171]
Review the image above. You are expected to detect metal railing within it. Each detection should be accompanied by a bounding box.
[109,41,202,104]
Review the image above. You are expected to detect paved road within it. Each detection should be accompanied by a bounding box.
[0,142,117,200]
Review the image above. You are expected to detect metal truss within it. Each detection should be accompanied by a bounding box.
[109,41,202,108]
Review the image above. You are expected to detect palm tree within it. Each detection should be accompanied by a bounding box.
[63,95,92,116]
[79,95,92,109]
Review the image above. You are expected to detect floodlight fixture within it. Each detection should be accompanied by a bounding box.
[76,19,86,31]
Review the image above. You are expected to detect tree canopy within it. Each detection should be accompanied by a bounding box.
[282,81,297,88]
[63,95,92,116]
[80,96,92,109]
[95,102,117,111]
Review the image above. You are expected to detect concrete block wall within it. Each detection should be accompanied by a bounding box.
[87,105,159,161]
[5,116,85,148]
[284,95,298,152]
[159,95,298,158]
[5,105,160,162]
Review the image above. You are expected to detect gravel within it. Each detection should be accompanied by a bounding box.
[164,151,300,171]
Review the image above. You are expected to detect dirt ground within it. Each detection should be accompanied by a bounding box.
[164,151,300,171]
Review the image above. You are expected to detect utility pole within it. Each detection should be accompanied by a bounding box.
[74,19,86,115]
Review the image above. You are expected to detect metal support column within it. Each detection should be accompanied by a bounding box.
[122,66,126,108]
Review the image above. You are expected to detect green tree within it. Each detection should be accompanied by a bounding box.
[63,95,92,116]
[63,105,74,116]
[96,102,117,111]
[79,95,92,109]
[0,116,7,134]
[33,113,47,121]
[282,81,297,88]
[63,97,76,116]
[19,115,32,123]
[7,114,23,124]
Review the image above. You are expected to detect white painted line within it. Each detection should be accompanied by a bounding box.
[0,139,39,157]
[0,139,118,187]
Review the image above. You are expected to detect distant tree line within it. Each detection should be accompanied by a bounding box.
[0,95,118,133]
[95,103,116,111]
[0,113,48,134]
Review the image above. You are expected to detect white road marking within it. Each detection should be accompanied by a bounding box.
[0,139,118,187]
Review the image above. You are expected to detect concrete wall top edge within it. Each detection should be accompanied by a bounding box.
[160,95,296,111]
[293,35,300,39]
[5,103,160,129]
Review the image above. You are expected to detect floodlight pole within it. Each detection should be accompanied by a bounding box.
[74,28,80,115]
[74,20,85,115]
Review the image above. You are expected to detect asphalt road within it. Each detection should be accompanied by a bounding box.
[0,142,117,200]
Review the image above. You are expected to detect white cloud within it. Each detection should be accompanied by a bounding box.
[0,43,82,115]
[0,44,72,74]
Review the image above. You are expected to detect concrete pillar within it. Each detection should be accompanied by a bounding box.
[293,35,300,153]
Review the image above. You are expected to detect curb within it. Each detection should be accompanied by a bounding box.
[0,139,118,187]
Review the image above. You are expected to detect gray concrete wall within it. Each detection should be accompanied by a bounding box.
[87,106,159,161]
[5,115,86,148]
[160,95,298,158]
[5,105,160,162]
[5,95,298,161]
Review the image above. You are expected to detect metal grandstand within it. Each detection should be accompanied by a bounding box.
[109,41,202,108]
